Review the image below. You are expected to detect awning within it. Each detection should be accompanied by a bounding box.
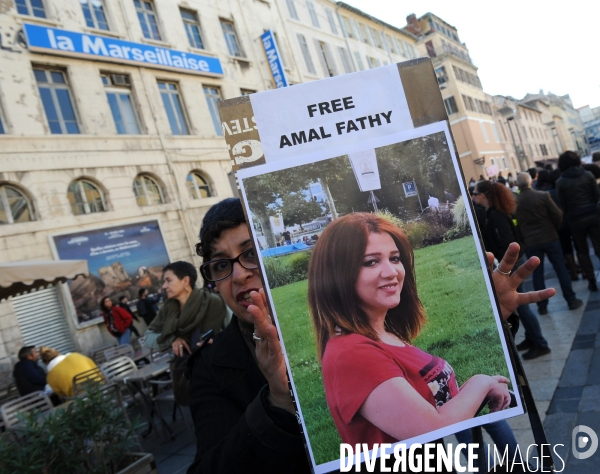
[0,260,89,301]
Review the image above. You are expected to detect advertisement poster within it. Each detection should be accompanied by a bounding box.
[224,62,523,473]
[51,220,170,325]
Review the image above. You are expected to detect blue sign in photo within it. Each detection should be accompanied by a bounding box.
[24,23,223,76]
[52,220,171,324]
[260,30,288,89]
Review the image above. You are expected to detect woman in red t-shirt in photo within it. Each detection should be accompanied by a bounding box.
[308,212,512,446]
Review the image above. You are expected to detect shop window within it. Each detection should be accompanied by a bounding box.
[187,172,213,199]
[102,73,141,134]
[158,81,189,135]
[81,0,109,30]
[133,174,166,206]
[67,179,107,215]
[0,184,35,224]
[134,0,161,41]
[34,68,80,134]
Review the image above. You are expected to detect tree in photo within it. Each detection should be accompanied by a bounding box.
[279,193,324,231]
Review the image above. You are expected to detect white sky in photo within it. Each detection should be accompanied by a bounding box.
[344,0,600,109]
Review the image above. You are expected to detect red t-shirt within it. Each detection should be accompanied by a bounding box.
[321,333,459,445]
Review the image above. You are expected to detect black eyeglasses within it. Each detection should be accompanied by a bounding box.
[200,247,258,282]
[472,192,482,196]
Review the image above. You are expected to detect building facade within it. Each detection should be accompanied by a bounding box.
[0,0,418,376]
[578,105,600,155]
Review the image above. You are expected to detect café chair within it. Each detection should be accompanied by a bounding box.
[0,391,53,431]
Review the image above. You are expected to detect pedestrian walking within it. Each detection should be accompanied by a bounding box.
[515,172,583,315]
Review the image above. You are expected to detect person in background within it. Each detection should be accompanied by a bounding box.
[137,288,160,326]
[39,346,97,399]
[100,296,133,345]
[444,188,456,204]
[592,151,600,163]
[282,228,292,245]
[515,172,583,315]
[527,167,538,189]
[13,346,46,396]
[473,180,551,360]
[556,151,600,292]
[118,295,141,338]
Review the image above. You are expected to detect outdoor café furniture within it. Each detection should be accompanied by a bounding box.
[122,357,172,438]
[90,342,117,365]
[0,391,53,431]
[99,356,138,383]
[147,377,193,438]
[72,367,107,398]
[104,344,135,362]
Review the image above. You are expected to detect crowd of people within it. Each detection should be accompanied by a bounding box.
[9,149,599,473]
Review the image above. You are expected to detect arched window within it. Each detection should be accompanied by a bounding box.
[0,184,35,224]
[133,174,166,206]
[186,172,213,199]
[67,179,107,215]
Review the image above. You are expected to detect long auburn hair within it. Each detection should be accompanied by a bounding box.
[476,180,516,216]
[308,213,426,360]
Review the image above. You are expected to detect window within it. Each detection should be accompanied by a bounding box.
[133,175,165,206]
[81,0,109,30]
[187,172,213,199]
[316,41,337,77]
[221,20,244,57]
[102,74,141,134]
[181,9,204,49]
[158,81,189,135]
[16,0,46,18]
[354,51,364,71]
[297,34,316,75]
[425,41,436,58]
[67,179,107,215]
[285,0,298,20]
[307,1,319,28]
[325,8,337,34]
[339,16,352,38]
[0,106,6,134]
[240,89,255,96]
[443,96,458,115]
[540,144,548,156]
[366,56,380,69]
[337,47,354,74]
[435,66,448,86]
[480,122,489,142]
[491,123,500,142]
[34,68,80,134]
[0,185,35,224]
[203,86,222,136]
[134,0,161,41]
[358,24,369,44]
[502,157,508,169]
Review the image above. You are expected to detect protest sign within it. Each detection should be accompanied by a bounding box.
[219,59,523,473]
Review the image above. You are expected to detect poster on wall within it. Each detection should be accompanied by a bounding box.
[51,220,170,326]
[219,60,524,473]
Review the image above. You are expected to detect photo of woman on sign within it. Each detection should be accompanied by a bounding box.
[308,212,513,445]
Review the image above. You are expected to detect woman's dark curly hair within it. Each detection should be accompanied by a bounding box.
[475,180,516,216]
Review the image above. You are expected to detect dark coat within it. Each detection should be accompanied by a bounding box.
[482,207,515,261]
[13,359,47,396]
[186,315,309,474]
[556,166,600,219]
[515,187,563,248]
[136,296,159,326]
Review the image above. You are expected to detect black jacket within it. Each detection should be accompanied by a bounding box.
[13,359,47,396]
[186,315,309,474]
[515,187,563,248]
[482,207,516,261]
[556,166,600,219]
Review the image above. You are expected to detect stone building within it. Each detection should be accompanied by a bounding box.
[0,0,417,379]
[578,105,600,155]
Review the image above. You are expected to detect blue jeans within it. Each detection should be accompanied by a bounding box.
[455,420,519,470]
[525,240,576,307]
[117,328,131,345]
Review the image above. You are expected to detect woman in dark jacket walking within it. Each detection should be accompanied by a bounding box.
[556,151,600,291]
[472,180,551,360]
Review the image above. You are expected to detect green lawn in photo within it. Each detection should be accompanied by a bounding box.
[270,236,507,465]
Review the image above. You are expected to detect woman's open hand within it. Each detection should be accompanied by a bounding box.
[489,243,556,319]
[248,289,295,414]
[485,375,511,412]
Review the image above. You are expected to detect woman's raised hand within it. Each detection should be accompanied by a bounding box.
[248,289,295,414]
[486,375,511,412]
[489,243,556,320]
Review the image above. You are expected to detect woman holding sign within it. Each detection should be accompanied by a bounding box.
[308,212,516,445]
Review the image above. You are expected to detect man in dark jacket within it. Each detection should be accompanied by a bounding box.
[13,346,47,396]
[515,172,583,315]
[556,151,600,292]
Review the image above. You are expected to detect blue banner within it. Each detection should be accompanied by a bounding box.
[260,30,288,88]
[24,23,223,76]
